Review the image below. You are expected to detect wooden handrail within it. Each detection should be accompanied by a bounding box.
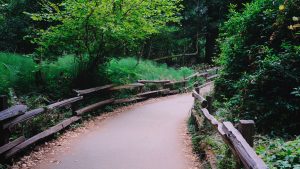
[185,67,220,80]
[74,84,114,96]
[205,67,220,73]
[3,108,45,130]
[192,84,268,169]
[164,80,188,86]
[192,90,208,108]
[4,116,81,159]
[207,74,219,81]
[197,72,209,78]
[191,108,241,165]
[0,136,25,155]
[195,81,213,90]
[47,96,83,110]
[113,97,146,104]
[223,122,268,169]
[0,105,28,122]
[3,97,82,130]
[137,89,170,97]
[109,83,144,91]
[184,72,199,80]
[137,80,170,84]
[76,99,115,116]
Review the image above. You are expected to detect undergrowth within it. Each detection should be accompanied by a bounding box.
[0,53,36,93]
[255,136,300,169]
[0,52,79,98]
[105,57,195,84]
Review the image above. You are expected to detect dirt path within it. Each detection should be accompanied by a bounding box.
[20,85,212,169]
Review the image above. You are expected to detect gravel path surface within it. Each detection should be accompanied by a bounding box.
[15,84,213,169]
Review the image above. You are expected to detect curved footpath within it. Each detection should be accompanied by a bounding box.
[26,85,212,169]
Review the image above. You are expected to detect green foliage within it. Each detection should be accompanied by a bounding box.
[28,0,182,62]
[0,0,51,53]
[214,0,300,134]
[40,55,79,97]
[0,52,36,93]
[105,57,194,84]
[0,53,194,98]
[0,53,79,98]
[144,0,246,64]
[256,136,300,169]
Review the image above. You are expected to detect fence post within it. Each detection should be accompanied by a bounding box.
[195,82,200,94]
[184,81,188,90]
[138,86,144,93]
[206,96,212,113]
[0,95,8,111]
[71,103,79,116]
[237,120,255,147]
[0,95,9,146]
[235,120,255,169]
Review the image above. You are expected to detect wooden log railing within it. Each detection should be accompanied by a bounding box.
[192,86,268,169]
[74,84,114,96]
[0,67,220,160]
[109,83,145,91]
[137,80,170,84]
[75,99,115,116]
[0,105,27,121]
[47,96,83,110]
[113,97,146,104]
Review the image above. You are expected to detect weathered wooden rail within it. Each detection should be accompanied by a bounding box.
[191,87,268,169]
[0,67,219,160]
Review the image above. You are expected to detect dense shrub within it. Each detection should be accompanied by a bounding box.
[214,0,300,134]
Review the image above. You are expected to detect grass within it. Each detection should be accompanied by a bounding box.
[105,57,195,85]
[40,55,79,98]
[0,52,36,93]
[0,52,79,97]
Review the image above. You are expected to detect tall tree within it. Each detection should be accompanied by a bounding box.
[0,0,58,53]
[29,0,182,63]
[28,0,182,86]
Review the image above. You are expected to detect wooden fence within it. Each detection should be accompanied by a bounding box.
[0,67,219,160]
[191,87,268,169]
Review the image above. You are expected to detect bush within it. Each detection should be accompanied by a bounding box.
[214,0,300,134]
